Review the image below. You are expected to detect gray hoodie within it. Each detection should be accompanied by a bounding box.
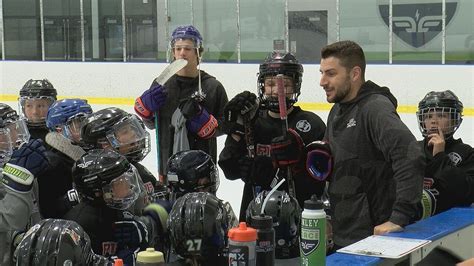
[325,80,424,247]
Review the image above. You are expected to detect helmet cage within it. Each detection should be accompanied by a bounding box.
[0,128,13,167]
[416,90,463,138]
[102,165,141,210]
[19,96,56,128]
[105,114,151,163]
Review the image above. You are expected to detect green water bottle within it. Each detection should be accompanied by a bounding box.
[300,194,326,266]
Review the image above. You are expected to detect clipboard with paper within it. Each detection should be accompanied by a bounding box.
[337,235,431,259]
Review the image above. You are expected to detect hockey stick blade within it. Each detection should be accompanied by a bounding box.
[154,58,188,84]
[45,132,86,161]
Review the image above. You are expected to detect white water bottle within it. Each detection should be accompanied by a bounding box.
[300,194,326,266]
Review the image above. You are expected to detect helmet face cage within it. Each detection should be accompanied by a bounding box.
[4,118,31,148]
[102,165,141,210]
[246,190,301,251]
[19,96,56,128]
[0,128,13,167]
[106,114,151,163]
[62,113,89,144]
[15,219,94,266]
[168,192,230,261]
[257,52,303,112]
[416,90,463,138]
[167,150,219,198]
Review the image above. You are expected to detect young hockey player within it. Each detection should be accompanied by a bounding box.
[416,90,474,218]
[64,149,169,264]
[167,192,238,265]
[18,79,57,143]
[134,25,228,179]
[15,219,110,265]
[0,103,49,265]
[219,51,326,220]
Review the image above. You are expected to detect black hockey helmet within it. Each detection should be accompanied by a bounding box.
[416,90,463,138]
[15,219,107,266]
[168,192,232,262]
[167,150,219,199]
[246,190,301,259]
[257,51,303,112]
[72,149,141,210]
[81,107,127,147]
[0,103,19,123]
[19,79,57,128]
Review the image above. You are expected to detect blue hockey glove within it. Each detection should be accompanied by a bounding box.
[305,140,333,181]
[270,128,304,167]
[135,83,167,119]
[1,139,49,192]
[143,201,171,235]
[113,214,149,264]
[179,98,218,139]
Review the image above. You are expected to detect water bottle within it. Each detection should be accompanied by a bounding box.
[136,248,165,265]
[300,194,326,266]
[249,214,275,266]
[228,222,257,266]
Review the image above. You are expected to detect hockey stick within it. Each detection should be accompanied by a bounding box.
[276,74,296,198]
[152,59,188,183]
[45,132,86,161]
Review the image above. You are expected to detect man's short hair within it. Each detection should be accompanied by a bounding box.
[321,40,366,78]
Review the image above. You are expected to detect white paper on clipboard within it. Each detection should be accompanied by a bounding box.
[337,235,431,259]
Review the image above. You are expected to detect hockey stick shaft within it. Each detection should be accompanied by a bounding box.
[276,74,296,198]
[152,59,188,184]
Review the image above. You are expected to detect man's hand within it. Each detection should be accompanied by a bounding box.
[427,127,446,156]
[373,221,403,235]
[135,83,167,120]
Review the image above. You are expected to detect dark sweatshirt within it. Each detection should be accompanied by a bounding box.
[325,80,424,247]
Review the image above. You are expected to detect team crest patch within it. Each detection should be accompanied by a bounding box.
[448,152,462,166]
[300,229,320,256]
[296,120,311,132]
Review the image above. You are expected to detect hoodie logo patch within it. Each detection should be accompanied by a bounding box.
[448,152,462,166]
[296,120,311,133]
[346,118,356,128]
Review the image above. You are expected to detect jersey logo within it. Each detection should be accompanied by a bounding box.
[143,181,155,194]
[102,241,117,256]
[256,144,271,157]
[296,120,311,133]
[448,152,462,166]
[346,118,356,128]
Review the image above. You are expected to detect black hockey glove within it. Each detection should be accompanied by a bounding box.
[178,97,201,120]
[270,128,304,168]
[305,141,333,181]
[222,91,259,136]
[238,156,255,184]
[113,212,150,264]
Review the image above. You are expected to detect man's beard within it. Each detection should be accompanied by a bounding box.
[332,76,352,103]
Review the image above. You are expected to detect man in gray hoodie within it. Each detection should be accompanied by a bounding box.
[319,40,424,249]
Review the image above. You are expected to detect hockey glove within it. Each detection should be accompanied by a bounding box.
[222,91,259,136]
[270,128,304,167]
[238,156,254,184]
[179,98,218,139]
[1,139,49,192]
[113,214,149,264]
[135,83,167,120]
[305,141,333,181]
